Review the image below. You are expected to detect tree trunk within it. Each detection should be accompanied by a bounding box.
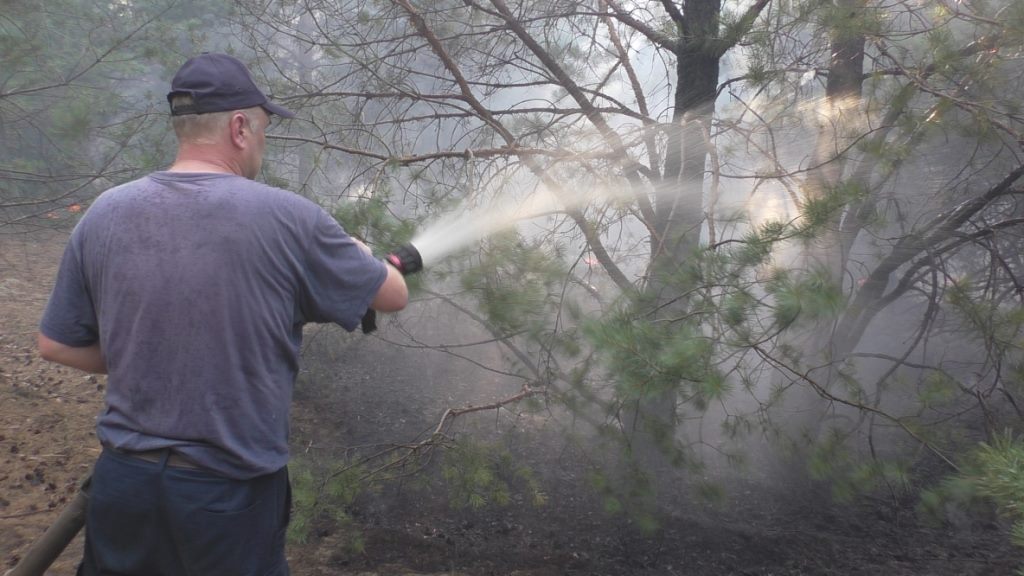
[781,0,866,435]
[802,0,867,286]
[627,0,722,469]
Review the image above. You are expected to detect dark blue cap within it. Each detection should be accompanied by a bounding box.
[167,53,295,118]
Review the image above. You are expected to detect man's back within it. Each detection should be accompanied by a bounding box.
[42,171,387,479]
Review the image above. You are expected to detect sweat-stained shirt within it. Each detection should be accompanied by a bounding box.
[40,172,388,479]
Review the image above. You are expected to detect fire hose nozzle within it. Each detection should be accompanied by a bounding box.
[384,243,423,276]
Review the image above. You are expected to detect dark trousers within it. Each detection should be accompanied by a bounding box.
[78,448,290,576]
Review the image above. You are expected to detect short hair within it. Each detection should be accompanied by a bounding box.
[170,95,265,143]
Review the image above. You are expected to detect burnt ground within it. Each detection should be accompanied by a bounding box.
[2,229,1022,576]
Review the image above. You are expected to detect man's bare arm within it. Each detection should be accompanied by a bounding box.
[38,333,108,374]
[372,264,409,312]
[349,237,409,313]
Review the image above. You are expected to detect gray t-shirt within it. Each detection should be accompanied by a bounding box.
[40,172,387,479]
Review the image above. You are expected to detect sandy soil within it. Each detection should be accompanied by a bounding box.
[2,230,1022,575]
[1,230,99,575]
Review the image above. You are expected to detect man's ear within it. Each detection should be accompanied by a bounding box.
[229,112,248,149]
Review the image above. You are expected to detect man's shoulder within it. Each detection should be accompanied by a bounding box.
[83,176,153,216]
[229,179,328,227]
[96,174,152,197]
[114,172,316,206]
[235,178,316,206]
[90,172,326,226]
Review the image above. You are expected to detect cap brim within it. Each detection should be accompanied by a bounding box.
[262,101,295,119]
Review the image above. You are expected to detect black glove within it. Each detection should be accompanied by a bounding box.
[384,243,423,276]
[361,243,423,334]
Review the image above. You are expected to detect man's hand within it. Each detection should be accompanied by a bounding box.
[384,244,423,275]
[37,333,108,374]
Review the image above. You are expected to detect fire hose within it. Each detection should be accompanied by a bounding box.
[6,244,421,576]
[5,477,89,576]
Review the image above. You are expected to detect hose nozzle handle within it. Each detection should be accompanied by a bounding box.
[384,243,423,276]
[361,309,378,334]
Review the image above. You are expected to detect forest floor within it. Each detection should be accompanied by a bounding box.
[2,229,1022,576]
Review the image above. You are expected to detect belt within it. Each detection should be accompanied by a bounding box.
[116,448,202,470]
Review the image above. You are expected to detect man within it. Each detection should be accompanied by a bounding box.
[37,53,409,575]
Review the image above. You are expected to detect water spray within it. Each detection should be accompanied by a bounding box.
[359,182,640,334]
[358,190,557,333]
[407,185,569,268]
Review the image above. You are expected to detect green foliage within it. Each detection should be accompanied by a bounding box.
[919,371,959,409]
[1007,2,1024,45]
[442,439,547,510]
[858,134,913,176]
[948,279,1024,348]
[583,305,713,404]
[586,468,660,534]
[333,188,418,249]
[1,0,236,221]
[765,266,845,329]
[696,479,727,505]
[795,180,868,239]
[804,428,913,503]
[734,219,788,267]
[287,458,366,553]
[1,1,132,191]
[973,436,1024,528]
[287,463,318,543]
[814,0,884,40]
[460,234,566,335]
[807,428,850,482]
[925,433,1024,571]
[722,288,755,328]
